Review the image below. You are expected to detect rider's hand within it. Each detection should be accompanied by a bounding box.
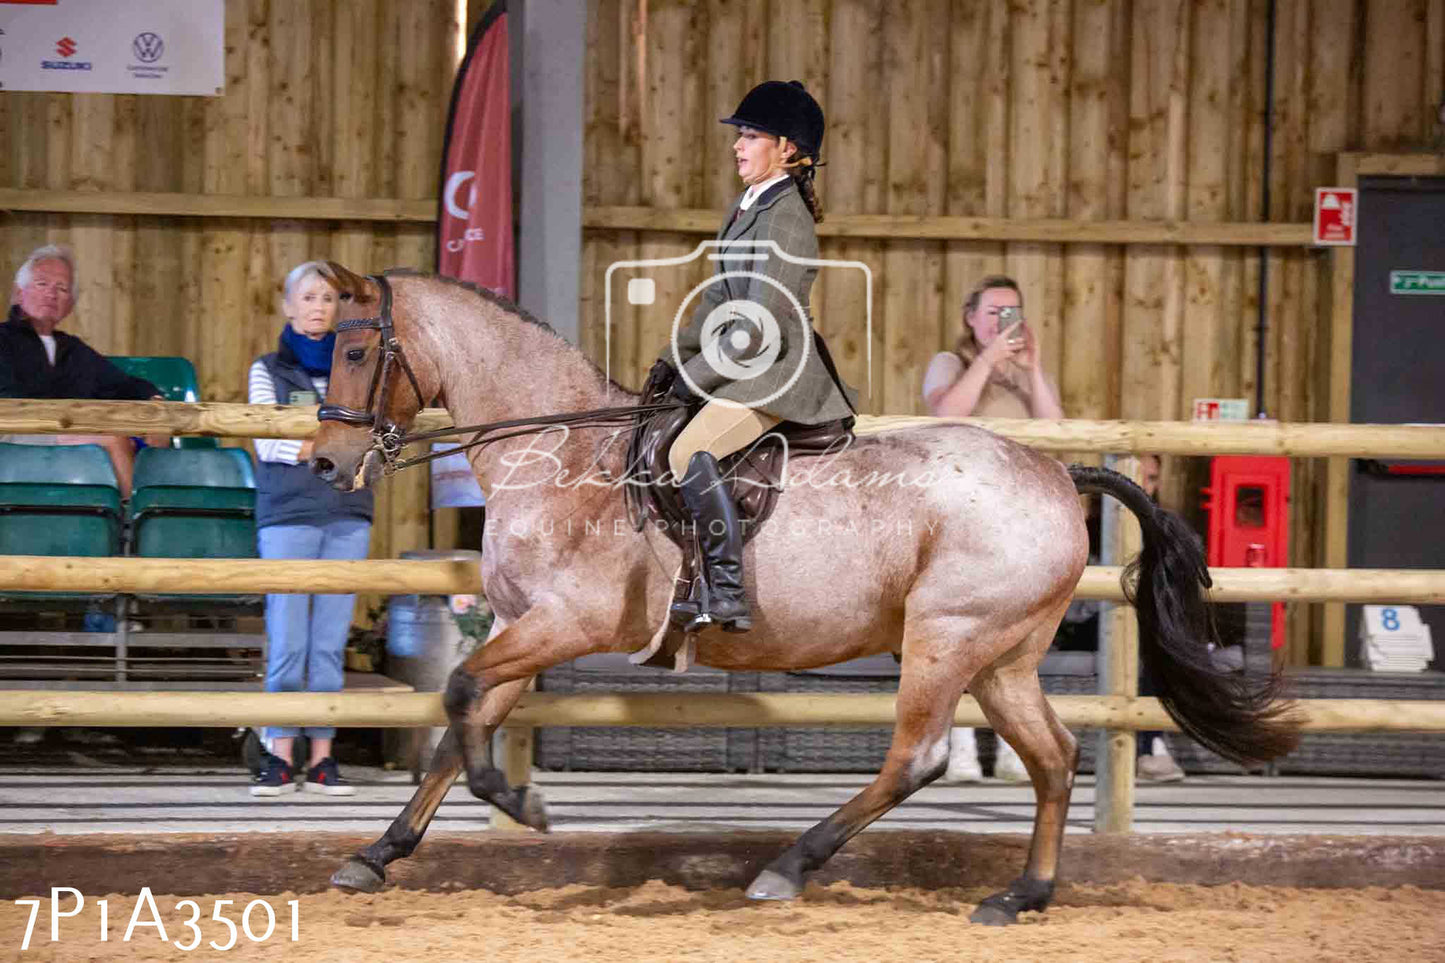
[670,376,699,405]
[299,439,315,461]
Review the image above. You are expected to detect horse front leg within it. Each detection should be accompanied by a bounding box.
[442,673,547,830]
[443,607,596,831]
[331,729,465,892]
[331,612,562,892]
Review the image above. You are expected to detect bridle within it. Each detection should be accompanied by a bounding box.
[316,274,427,465]
[315,272,686,476]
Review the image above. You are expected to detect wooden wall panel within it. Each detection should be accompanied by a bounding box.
[821,0,887,409]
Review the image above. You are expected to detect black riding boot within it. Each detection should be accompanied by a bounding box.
[675,451,751,633]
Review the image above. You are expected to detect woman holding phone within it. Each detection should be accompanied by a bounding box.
[922,275,1062,782]
[921,275,1062,420]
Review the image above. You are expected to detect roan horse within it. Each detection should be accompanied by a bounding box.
[309,264,1298,924]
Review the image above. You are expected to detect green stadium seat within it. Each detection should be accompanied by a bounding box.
[132,447,255,491]
[106,356,219,449]
[0,441,118,487]
[0,483,123,556]
[128,447,259,609]
[0,443,123,607]
[106,356,199,402]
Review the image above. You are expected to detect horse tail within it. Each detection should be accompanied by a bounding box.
[1069,464,1299,766]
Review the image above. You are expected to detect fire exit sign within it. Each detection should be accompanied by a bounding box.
[1389,270,1445,295]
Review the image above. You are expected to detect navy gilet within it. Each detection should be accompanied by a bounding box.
[254,347,374,529]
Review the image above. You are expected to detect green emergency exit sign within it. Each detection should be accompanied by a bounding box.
[1390,270,1445,295]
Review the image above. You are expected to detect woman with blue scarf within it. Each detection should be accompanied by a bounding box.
[246,260,374,798]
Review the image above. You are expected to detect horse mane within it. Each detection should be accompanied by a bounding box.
[383,269,634,396]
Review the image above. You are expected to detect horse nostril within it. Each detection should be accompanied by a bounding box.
[311,457,337,481]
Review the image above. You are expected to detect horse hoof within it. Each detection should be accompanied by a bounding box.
[518,786,550,833]
[745,869,801,901]
[968,902,1017,927]
[330,859,385,893]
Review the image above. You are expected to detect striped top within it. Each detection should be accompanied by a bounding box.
[248,359,327,465]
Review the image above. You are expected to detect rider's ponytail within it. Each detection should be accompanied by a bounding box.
[779,135,823,224]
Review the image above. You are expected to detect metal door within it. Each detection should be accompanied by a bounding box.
[1347,175,1445,666]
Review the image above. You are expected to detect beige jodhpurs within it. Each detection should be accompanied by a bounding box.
[667,400,781,480]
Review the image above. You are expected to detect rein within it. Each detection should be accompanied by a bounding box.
[379,401,688,475]
[316,273,686,476]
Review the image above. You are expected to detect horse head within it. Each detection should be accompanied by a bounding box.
[311,264,441,492]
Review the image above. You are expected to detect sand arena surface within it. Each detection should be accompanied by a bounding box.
[3,879,1443,963]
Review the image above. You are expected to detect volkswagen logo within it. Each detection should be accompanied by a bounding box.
[132,32,163,64]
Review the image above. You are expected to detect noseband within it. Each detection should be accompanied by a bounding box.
[316,274,426,464]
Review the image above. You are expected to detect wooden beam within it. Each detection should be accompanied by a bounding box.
[0,556,482,595]
[584,206,1317,246]
[1,400,1442,457]
[0,194,1324,242]
[3,690,1445,734]
[2,555,1442,603]
[858,415,1445,458]
[1097,454,1143,834]
[0,188,435,223]
[1321,151,1359,666]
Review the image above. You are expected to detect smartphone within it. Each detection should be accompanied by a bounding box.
[996,305,1023,342]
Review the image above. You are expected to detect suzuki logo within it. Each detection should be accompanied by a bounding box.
[55,37,76,58]
[132,32,163,64]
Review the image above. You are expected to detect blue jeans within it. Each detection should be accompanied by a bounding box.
[258,518,372,741]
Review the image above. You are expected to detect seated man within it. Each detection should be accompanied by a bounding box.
[0,244,164,496]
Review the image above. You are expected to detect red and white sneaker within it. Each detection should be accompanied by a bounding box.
[249,752,297,797]
[303,757,357,796]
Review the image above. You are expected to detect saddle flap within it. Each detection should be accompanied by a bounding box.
[625,360,855,551]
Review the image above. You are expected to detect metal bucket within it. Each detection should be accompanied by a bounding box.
[385,550,482,766]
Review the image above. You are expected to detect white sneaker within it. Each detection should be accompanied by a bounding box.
[992,740,1030,783]
[1137,736,1186,783]
[941,727,983,783]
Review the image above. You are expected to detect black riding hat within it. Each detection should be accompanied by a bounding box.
[720,80,825,159]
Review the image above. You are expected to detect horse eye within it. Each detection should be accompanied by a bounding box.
[345,348,365,363]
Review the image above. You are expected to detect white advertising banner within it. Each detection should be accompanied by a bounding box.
[0,0,224,96]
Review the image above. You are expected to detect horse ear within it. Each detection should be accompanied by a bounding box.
[317,261,373,303]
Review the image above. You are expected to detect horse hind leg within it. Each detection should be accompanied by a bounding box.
[965,614,1079,925]
[746,626,966,901]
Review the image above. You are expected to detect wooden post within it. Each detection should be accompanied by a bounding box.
[490,724,535,832]
[1095,453,1142,833]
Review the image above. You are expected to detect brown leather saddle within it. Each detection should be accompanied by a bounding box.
[624,360,854,669]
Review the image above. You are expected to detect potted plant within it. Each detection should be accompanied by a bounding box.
[449,594,494,659]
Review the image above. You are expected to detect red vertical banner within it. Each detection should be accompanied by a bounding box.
[436,2,513,297]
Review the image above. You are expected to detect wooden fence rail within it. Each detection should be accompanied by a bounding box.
[2,400,1443,458]
[4,691,1444,734]
[2,556,1443,603]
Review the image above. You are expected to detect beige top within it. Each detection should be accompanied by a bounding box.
[921,349,1034,418]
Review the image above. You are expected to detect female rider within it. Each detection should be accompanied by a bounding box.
[663,80,857,634]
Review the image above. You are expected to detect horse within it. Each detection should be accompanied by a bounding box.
[308,263,1298,924]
